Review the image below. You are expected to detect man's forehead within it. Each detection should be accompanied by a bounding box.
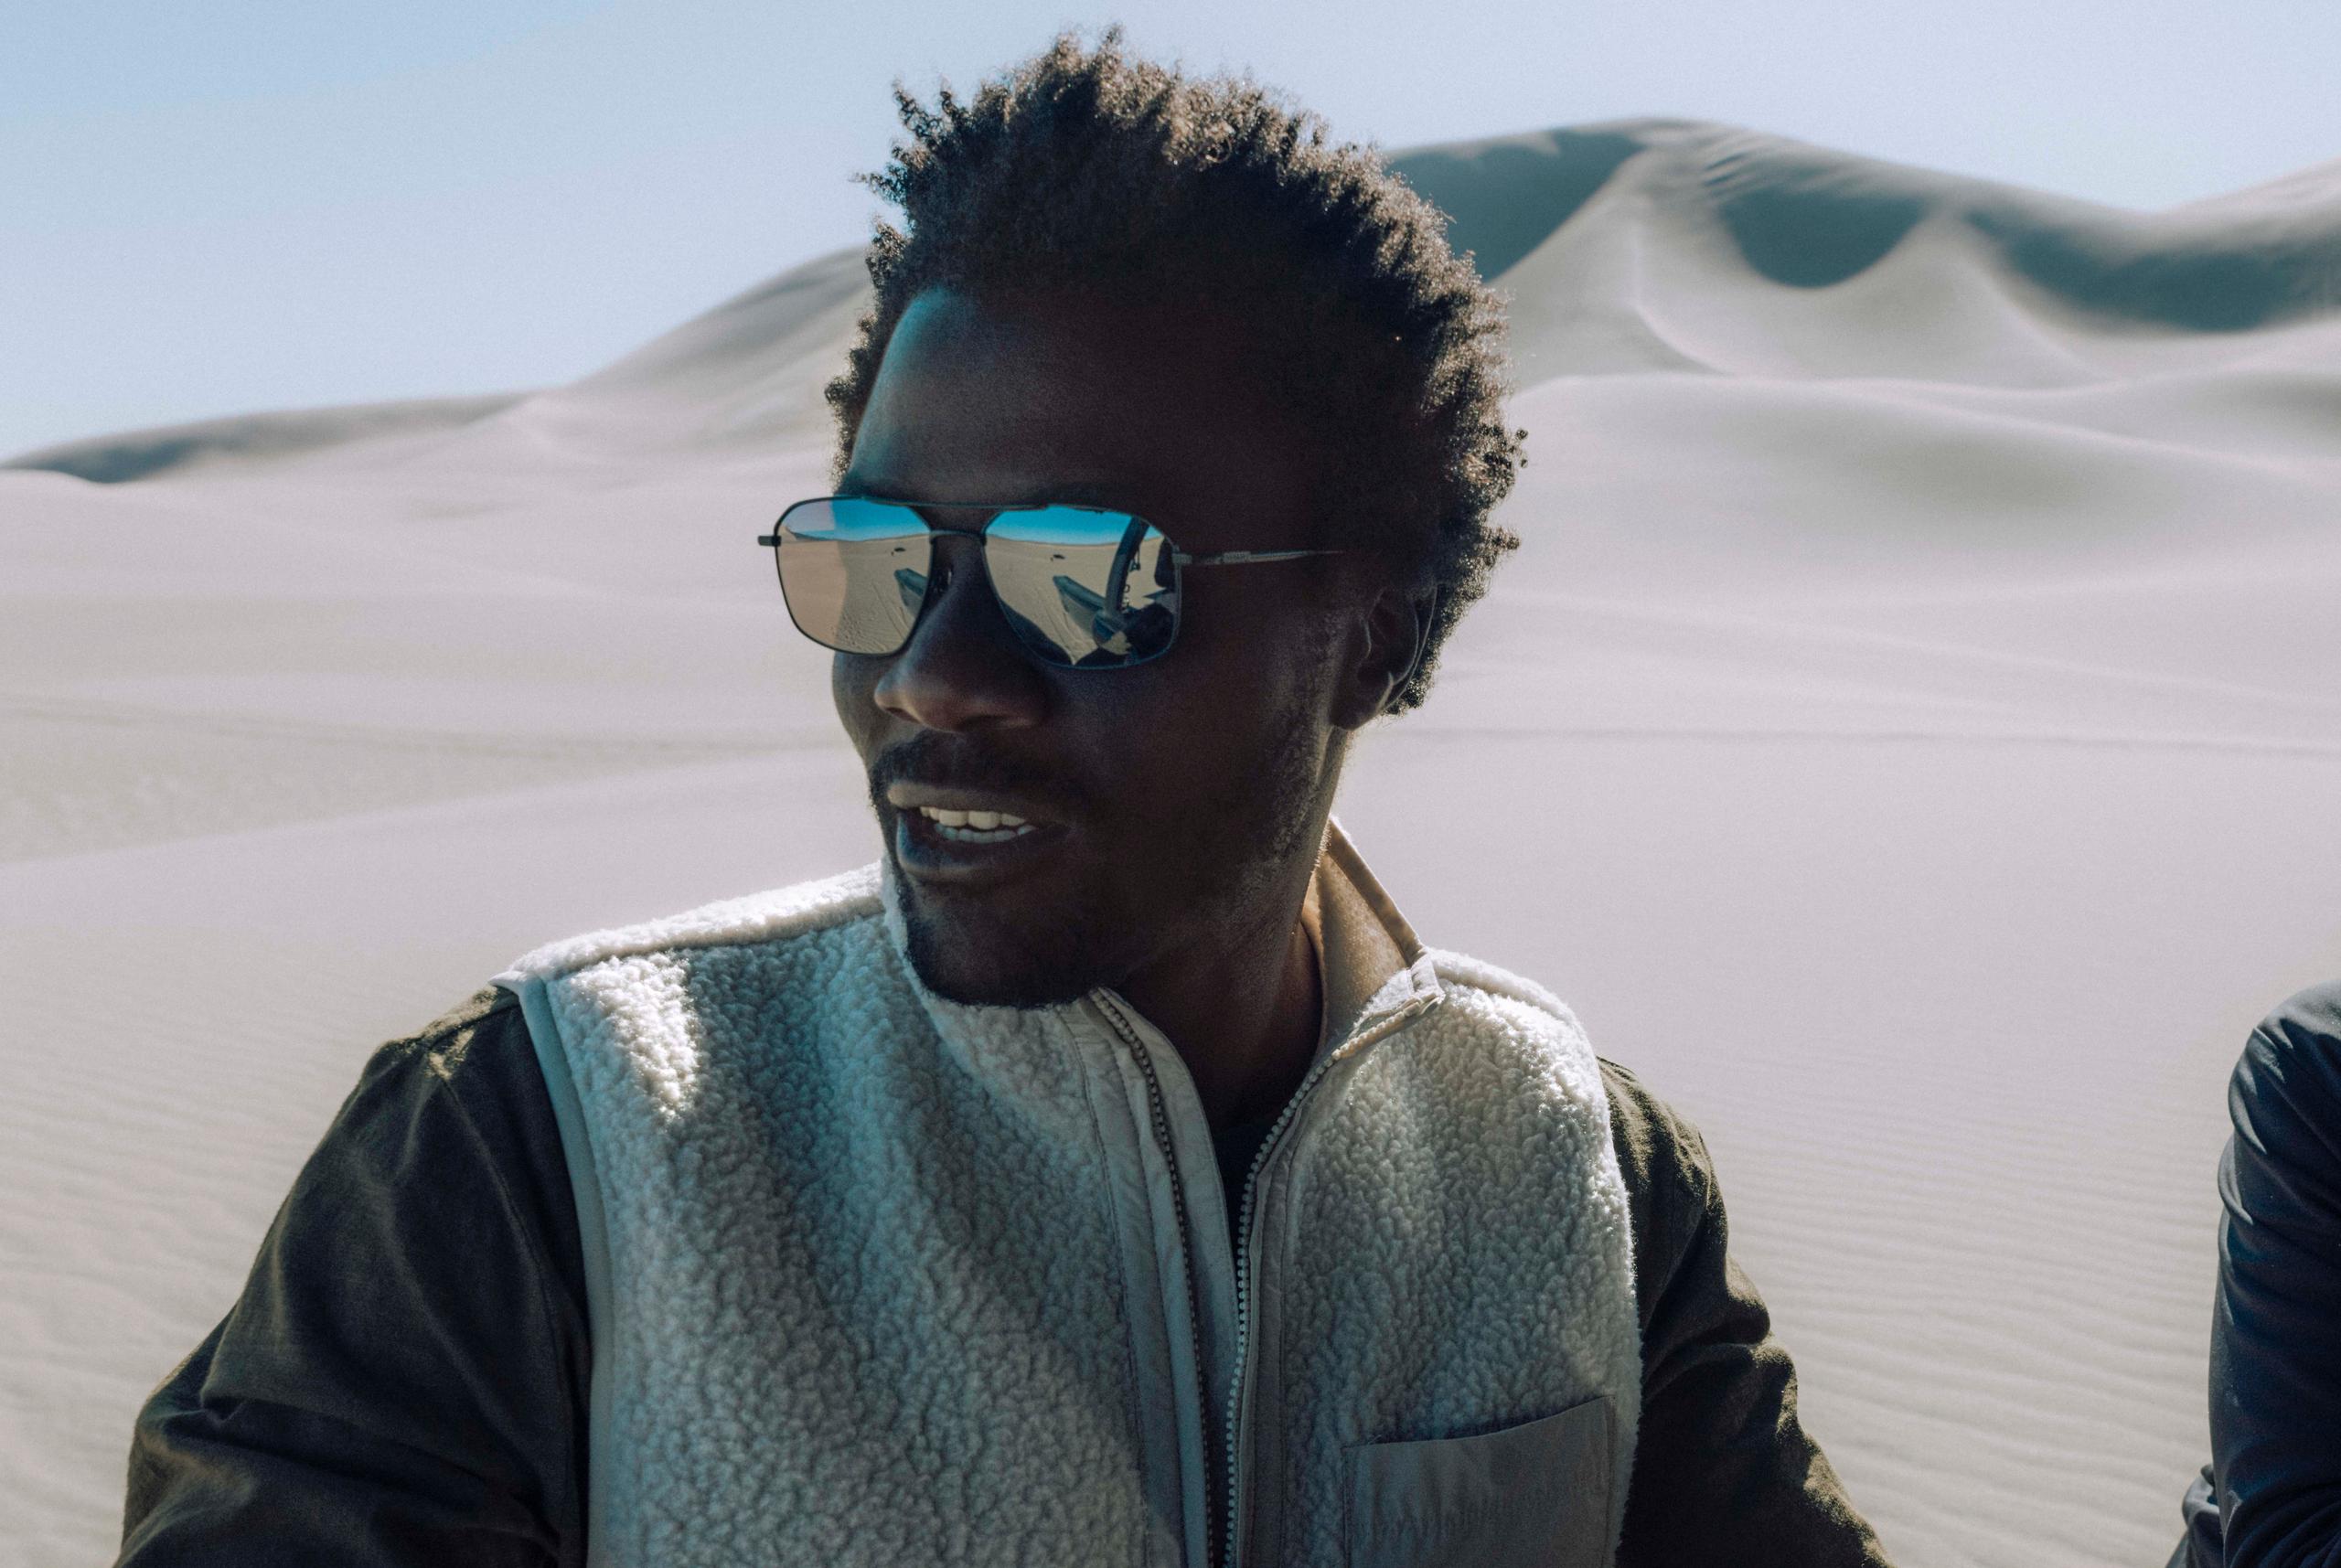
[844,286,1303,522]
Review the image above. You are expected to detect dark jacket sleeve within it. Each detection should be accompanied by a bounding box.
[1600,1059,1893,1568]
[119,988,590,1567]
[2208,982,2341,1568]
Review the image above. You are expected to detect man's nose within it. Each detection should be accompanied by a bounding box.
[871,535,1047,732]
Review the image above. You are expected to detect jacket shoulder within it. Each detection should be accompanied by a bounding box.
[356,987,563,1158]
[2231,977,2341,1146]
[386,984,518,1052]
[496,863,885,986]
[1592,1057,1726,1334]
[2254,979,2341,1055]
[1598,1058,1716,1203]
[341,986,532,1104]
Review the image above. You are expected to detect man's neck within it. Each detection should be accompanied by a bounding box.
[1116,885,1324,1135]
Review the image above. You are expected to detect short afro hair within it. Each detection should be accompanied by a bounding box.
[825,30,1522,712]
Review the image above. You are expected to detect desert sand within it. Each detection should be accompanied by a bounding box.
[5,121,2339,1567]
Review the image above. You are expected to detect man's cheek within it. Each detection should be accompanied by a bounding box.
[830,660,883,753]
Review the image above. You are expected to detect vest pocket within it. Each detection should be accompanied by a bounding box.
[1345,1396,1614,1568]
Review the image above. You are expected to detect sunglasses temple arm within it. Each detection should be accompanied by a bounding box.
[1176,548,1345,567]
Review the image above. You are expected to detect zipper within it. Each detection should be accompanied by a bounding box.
[1218,1042,1344,1568]
[1092,992,1222,1568]
[1102,982,1438,1568]
[1222,996,1439,1568]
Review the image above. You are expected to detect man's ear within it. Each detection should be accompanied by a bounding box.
[1332,581,1437,731]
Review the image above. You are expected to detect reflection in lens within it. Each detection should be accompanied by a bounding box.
[986,508,1180,667]
[775,498,932,655]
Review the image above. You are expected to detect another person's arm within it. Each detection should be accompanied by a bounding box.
[1600,1060,1893,1568]
[2209,983,2341,1568]
[120,990,589,1566]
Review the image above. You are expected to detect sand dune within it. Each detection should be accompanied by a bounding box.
[2,393,525,486]
[1404,122,2341,379]
[5,122,2340,1567]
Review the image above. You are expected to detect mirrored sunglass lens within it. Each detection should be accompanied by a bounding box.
[775,498,931,655]
[984,507,1180,667]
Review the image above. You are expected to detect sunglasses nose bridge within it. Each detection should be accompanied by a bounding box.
[901,527,1015,652]
[908,500,1000,536]
[916,525,991,601]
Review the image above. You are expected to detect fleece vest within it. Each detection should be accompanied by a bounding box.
[497,829,1641,1568]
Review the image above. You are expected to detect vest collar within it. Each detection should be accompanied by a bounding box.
[1303,818,1443,1062]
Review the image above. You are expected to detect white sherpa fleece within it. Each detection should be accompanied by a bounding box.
[1270,951,1641,1565]
[497,836,1639,1568]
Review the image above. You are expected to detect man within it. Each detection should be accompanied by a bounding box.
[2170,981,2341,1568]
[122,35,1891,1568]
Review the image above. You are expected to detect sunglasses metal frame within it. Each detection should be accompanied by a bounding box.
[756,496,1344,667]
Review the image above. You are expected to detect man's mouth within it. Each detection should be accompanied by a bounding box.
[884,784,1068,883]
[911,805,1038,844]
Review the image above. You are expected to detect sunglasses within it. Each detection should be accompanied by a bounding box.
[757,496,1342,669]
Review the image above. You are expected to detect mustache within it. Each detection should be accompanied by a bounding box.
[867,732,1088,816]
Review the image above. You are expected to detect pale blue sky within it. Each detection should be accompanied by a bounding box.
[5,0,2335,457]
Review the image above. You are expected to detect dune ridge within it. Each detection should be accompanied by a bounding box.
[3,392,525,485]
[1406,118,2341,340]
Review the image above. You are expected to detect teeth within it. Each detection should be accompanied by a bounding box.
[918,806,1029,827]
[916,805,1035,840]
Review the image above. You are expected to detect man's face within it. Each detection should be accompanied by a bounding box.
[833,285,1354,1008]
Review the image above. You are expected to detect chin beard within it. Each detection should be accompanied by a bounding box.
[895,885,1113,1010]
[882,699,1335,1013]
[893,824,1313,1012]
